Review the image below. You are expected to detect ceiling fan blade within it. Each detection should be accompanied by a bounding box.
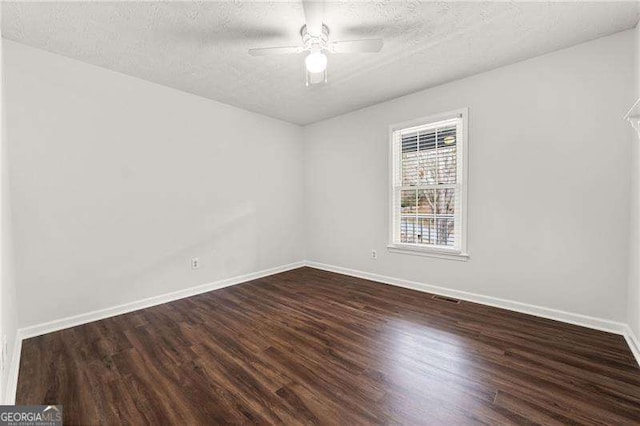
[302,1,324,36]
[248,46,304,56]
[330,39,384,54]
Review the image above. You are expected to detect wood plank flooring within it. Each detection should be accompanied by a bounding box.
[16,267,640,424]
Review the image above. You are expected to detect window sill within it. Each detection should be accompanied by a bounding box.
[387,244,469,261]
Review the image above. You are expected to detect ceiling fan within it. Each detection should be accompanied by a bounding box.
[248,1,384,86]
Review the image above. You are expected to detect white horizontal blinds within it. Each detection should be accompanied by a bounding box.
[393,117,462,249]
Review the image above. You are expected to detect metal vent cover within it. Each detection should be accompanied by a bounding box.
[431,294,461,304]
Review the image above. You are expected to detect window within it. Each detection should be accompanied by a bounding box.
[389,109,468,260]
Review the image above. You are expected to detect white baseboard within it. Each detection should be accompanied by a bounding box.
[19,261,305,340]
[306,261,640,366]
[4,331,22,405]
[5,261,305,404]
[304,261,629,336]
[623,325,640,367]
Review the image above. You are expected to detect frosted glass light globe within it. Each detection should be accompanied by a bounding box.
[305,51,328,73]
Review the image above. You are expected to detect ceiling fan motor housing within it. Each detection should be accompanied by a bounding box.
[301,24,330,52]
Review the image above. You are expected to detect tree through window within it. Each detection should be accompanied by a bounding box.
[390,111,468,256]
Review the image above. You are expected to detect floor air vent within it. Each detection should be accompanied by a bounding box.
[432,294,461,304]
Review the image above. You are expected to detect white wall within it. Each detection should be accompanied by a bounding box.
[3,40,305,328]
[629,23,640,339]
[0,30,19,404]
[304,30,636,322]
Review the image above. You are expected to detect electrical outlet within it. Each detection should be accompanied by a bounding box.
[191,257,200,270]
[371,250,377,260]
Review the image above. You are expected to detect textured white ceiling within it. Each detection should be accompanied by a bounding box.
[2,1,639,125]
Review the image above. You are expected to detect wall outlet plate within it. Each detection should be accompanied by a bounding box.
[191,257,200,270]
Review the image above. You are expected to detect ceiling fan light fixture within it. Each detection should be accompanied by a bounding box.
[305,51,327,73]
[247,3,382,85]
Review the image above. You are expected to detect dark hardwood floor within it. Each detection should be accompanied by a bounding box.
[16,267,640,424]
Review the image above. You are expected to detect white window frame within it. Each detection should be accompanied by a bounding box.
[387,108,469,261]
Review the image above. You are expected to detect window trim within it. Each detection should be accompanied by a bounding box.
[387,107,469,260]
